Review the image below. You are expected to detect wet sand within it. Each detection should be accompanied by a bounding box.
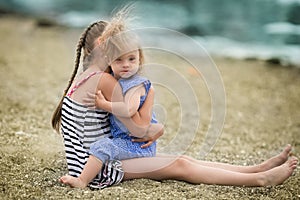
[0,15,299,199]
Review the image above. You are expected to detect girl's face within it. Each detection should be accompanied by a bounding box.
[110,50,140,79]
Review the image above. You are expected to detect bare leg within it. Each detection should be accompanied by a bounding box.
[122,155,298,186]
[158,144,292,173]
[60,155,103,188]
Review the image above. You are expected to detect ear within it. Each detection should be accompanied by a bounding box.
[138,49,144,65]
[95,37,101,46]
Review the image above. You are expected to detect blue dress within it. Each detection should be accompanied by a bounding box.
[89,75,157,163]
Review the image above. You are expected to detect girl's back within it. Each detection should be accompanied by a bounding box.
[61,68,111,184]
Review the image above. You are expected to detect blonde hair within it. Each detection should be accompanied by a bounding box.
[51,5,143,133]
[98,5,145,66]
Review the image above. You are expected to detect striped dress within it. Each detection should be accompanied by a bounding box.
[61,71,124,189]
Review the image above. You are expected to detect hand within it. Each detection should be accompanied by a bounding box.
[131,125,164,148]
[131,136,156,149]
[94,90,108,109]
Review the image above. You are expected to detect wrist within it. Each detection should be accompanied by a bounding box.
[98,100,112,112]
[104,101,113,112]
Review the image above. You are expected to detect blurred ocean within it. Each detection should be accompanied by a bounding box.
[1,0,299,67]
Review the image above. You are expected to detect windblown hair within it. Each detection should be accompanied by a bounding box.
[98,6,145,66]
[51,4,143,133]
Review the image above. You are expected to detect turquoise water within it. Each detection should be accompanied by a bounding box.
[1,0,299,66]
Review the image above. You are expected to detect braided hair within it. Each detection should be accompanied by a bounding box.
[51,21,108,132]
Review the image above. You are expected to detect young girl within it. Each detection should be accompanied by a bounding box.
[53,18,161,189]
[60,24,163,188]
[54,7,298,190]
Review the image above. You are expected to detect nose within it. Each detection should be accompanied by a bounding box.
[122,60,130,68]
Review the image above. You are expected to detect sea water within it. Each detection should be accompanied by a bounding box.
[1,0,299,67]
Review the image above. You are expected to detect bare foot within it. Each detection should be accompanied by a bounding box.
[259,144,292,171]
[259,156,298,186]
[59,175,87,188]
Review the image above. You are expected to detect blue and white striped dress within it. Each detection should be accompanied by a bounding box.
[61,71,124,189]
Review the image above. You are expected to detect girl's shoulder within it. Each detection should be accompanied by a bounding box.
[97,72,117,83]
[119,75,150,94]
[97,72,119,92]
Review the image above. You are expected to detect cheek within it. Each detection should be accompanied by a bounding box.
[133,65,140,73]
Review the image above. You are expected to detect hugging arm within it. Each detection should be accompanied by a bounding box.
[118,87,164,144]
[96,84,145,118]
[97,74,163,140]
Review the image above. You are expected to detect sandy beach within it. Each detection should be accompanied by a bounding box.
[0,15,299,199]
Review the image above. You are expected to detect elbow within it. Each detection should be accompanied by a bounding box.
[160,127,164,137]
[128,107,137,118]
[157,124,164,137]
[128,125,148,138]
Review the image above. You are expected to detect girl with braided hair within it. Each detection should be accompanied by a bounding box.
[52,8,297,189]
[59,20,165,188]
[52,19,162,189]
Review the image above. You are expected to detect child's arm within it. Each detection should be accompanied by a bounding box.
[115,87,164,139]
[94,85,144,118]
[131,123,164,148]
[99,83,163,139]
[130,87,154,126]
[97,74,162,140]
[96,73,152,127]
